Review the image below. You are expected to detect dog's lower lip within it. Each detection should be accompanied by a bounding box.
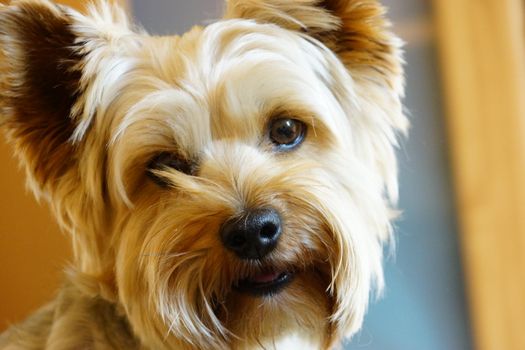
[234,271,294,296]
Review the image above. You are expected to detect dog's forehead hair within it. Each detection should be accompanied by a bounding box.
[111,19,347,154]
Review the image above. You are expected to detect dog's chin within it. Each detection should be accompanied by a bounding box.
[221,268,332,349]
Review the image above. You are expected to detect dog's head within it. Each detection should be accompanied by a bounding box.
[0,0,407,348]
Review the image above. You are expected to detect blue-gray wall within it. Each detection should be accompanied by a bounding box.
[345,1,472,349]
[130,1,472,349]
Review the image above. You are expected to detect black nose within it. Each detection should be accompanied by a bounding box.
[220,208,282,260]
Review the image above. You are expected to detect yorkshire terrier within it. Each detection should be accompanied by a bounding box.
[0,0,407,349]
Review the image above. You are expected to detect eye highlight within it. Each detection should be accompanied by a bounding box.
[269,118,306,151]
[147,152,195,187]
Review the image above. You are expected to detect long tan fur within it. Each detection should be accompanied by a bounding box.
[0,0,406,349]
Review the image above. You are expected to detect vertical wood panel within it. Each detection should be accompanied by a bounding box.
[434,0,525,349]
[0,0,129,331]
[57,0,129,12]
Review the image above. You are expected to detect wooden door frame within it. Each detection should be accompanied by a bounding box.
[56,0,129,11]
[434,1,525,349]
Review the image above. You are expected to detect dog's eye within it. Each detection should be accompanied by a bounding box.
[147,152,195,186]
[269,118,306,150]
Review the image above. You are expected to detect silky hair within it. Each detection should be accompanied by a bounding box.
[0,0,407,349]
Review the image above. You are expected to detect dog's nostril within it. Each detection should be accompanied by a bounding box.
[260,222,278,240]
[220,208,282,260]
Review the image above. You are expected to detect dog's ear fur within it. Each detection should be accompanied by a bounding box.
[225,0,403,90]
[0,0,136,288]
[0,1,83,188]
[0,0,132,193]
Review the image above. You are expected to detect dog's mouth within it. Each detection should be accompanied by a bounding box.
[233,270,295,296]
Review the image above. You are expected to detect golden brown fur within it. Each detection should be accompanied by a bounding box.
[0,0,407,349]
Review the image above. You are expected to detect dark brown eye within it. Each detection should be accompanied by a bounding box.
[147,152,195,186]
[269,118,306,150]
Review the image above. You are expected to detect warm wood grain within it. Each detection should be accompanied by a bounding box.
[56,0,129,12]
[433,1,525,349]
[0,140,70,331]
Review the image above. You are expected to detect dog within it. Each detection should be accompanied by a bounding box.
[0,0,407,349]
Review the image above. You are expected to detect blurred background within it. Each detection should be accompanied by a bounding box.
[1,1,524,350]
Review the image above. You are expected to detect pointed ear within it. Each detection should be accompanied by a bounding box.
[224,0,403,90]
[0,0,131,190]
[0,0,82,187]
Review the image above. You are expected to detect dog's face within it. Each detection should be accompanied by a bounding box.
[0,0,406,349]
